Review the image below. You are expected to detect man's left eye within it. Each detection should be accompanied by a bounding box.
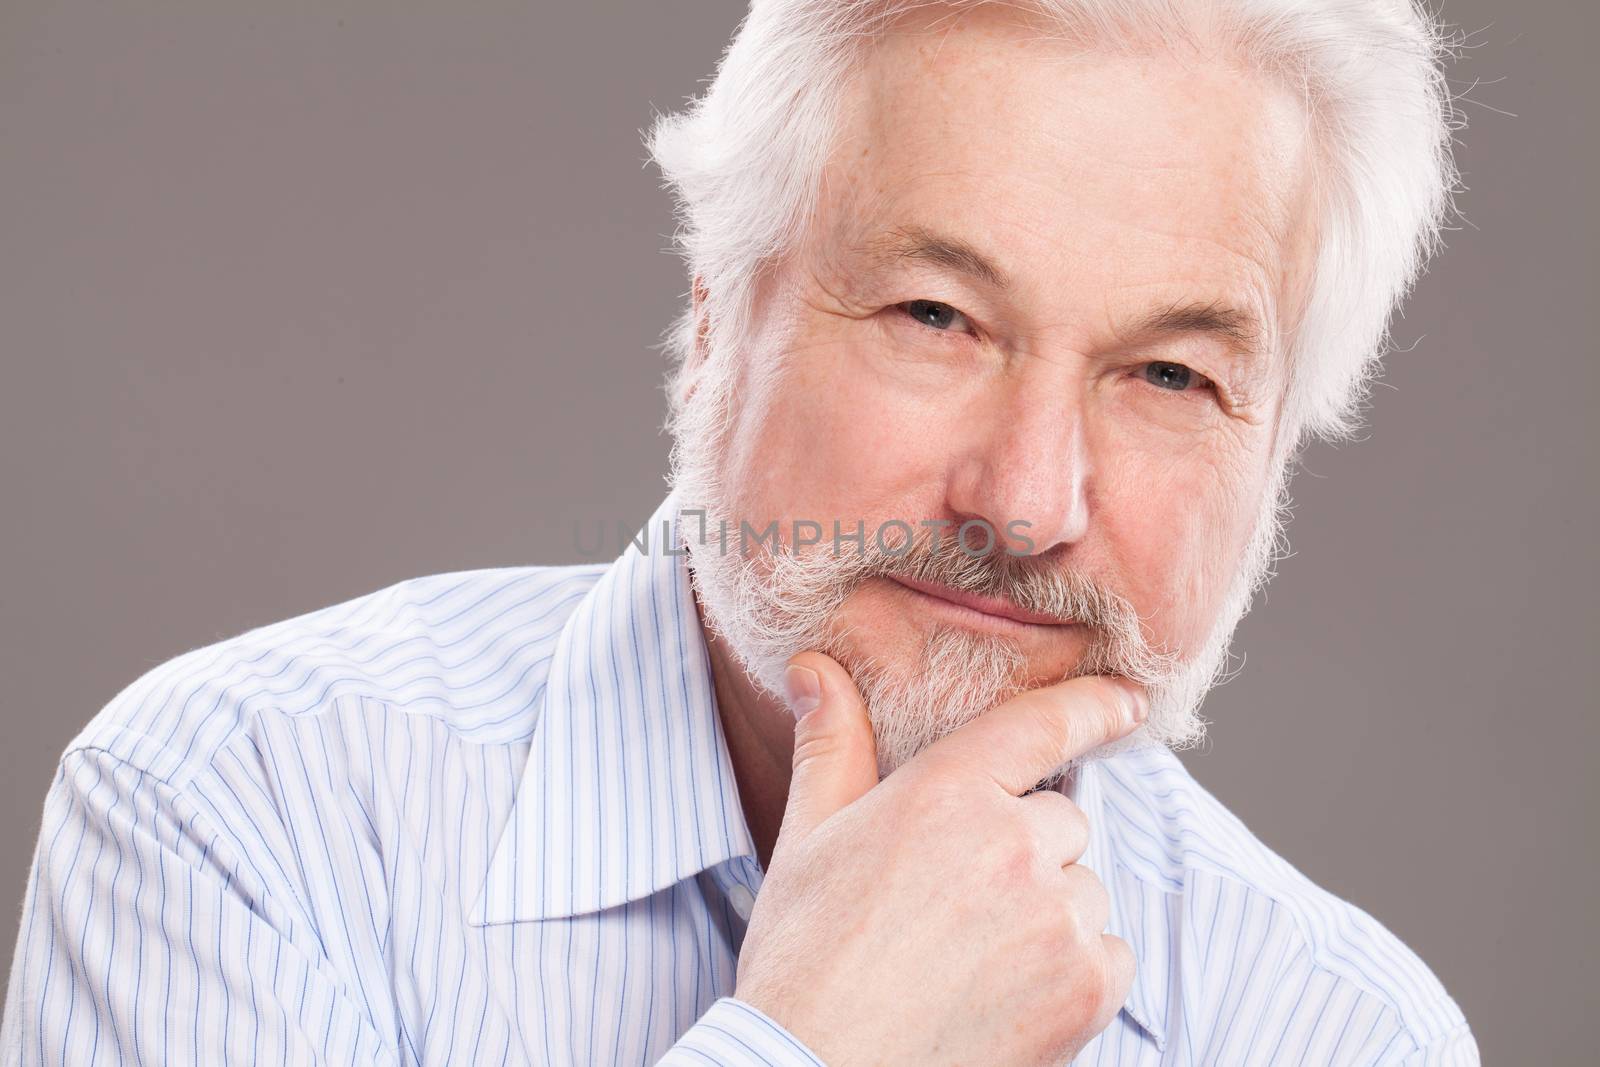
[900,299,972,333]
[1142,361,1210,391]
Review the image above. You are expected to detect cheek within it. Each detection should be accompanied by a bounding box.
[728,338,966,521]
[1094,434,1267,650]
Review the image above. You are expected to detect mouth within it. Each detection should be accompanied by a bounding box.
[886,574,1076,632]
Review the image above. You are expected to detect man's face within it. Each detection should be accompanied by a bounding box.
[681,11,1319,772]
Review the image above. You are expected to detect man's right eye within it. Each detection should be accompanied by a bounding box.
[899,299,973,333]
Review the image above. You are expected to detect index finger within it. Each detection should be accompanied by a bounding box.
[914,675,1148,794]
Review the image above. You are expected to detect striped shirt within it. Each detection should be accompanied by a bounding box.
[1,491,1476,1065]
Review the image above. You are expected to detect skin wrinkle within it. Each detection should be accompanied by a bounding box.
[863,227,1276,388]
[816,64,1301,419]
[817,240,1274,423]
[676,5,1324,866]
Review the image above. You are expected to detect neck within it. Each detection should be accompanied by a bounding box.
[690,593,797,872]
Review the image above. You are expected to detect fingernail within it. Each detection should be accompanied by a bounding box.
[784,664,822,719]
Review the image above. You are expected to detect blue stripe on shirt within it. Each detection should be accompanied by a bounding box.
[1,491,1475,1064]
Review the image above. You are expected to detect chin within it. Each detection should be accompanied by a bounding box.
[832,577,1093,690]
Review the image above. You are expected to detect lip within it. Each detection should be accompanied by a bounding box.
[887,574,1074,630]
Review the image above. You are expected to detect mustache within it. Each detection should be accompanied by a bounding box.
[806,524,1138,632]
[877,531,1134,631]
[755,522,1179,686]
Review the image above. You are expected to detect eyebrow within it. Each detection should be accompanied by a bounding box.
[870,224,1013,291]
[1124,298,1268,361]
[866,223,1268,360]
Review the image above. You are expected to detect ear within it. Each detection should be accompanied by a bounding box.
[691,274,711,360]
[677,273,712,408]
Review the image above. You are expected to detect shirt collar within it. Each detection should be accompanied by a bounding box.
[467,490,757,925]
[1062,758,1170,1051]
[464,489,1167,1048]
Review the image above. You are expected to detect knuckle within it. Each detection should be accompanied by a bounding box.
[1020,693,1081,760]
[1029,789,1090,853]
[1057,961,1110,1035]
[1080,971,1110,1023]
[1058,904,1092,948]
[789,729,841,772]
[1090,940,1118,997]
[1060,798,1090,846]
[1029,784,1073,816]
[1087,877,1110,921]
[1104,933,1135,988]
[1046,892,1090,950]
[1061,903,1098,944]
[1062,860,1103,896]
[1079,676,1133,735]
[991,818,1039,884]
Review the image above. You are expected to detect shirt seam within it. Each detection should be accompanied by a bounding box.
[53,744,405,1062]
[1108,854,1463,1049]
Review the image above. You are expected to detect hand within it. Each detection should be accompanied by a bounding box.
[734,650,1146,1067]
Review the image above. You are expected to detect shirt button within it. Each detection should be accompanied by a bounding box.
[727,884,756,921]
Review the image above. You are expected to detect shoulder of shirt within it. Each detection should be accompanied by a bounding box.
[61,563,608,786]
[1097,743,1470,1052]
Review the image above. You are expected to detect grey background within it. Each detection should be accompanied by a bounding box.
[1,2,1593,1062]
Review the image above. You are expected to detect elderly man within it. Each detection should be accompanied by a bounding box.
[2,1,1475,1064]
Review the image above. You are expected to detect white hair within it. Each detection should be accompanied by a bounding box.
[645,0,1465,456]
[645,0,1464,771]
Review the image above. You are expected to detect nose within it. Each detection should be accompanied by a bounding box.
[944,374,1091,556]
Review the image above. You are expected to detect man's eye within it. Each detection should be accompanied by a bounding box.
[1142,361,1210,391]
[899,299,971,333]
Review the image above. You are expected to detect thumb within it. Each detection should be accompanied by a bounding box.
[777,651,880,841]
